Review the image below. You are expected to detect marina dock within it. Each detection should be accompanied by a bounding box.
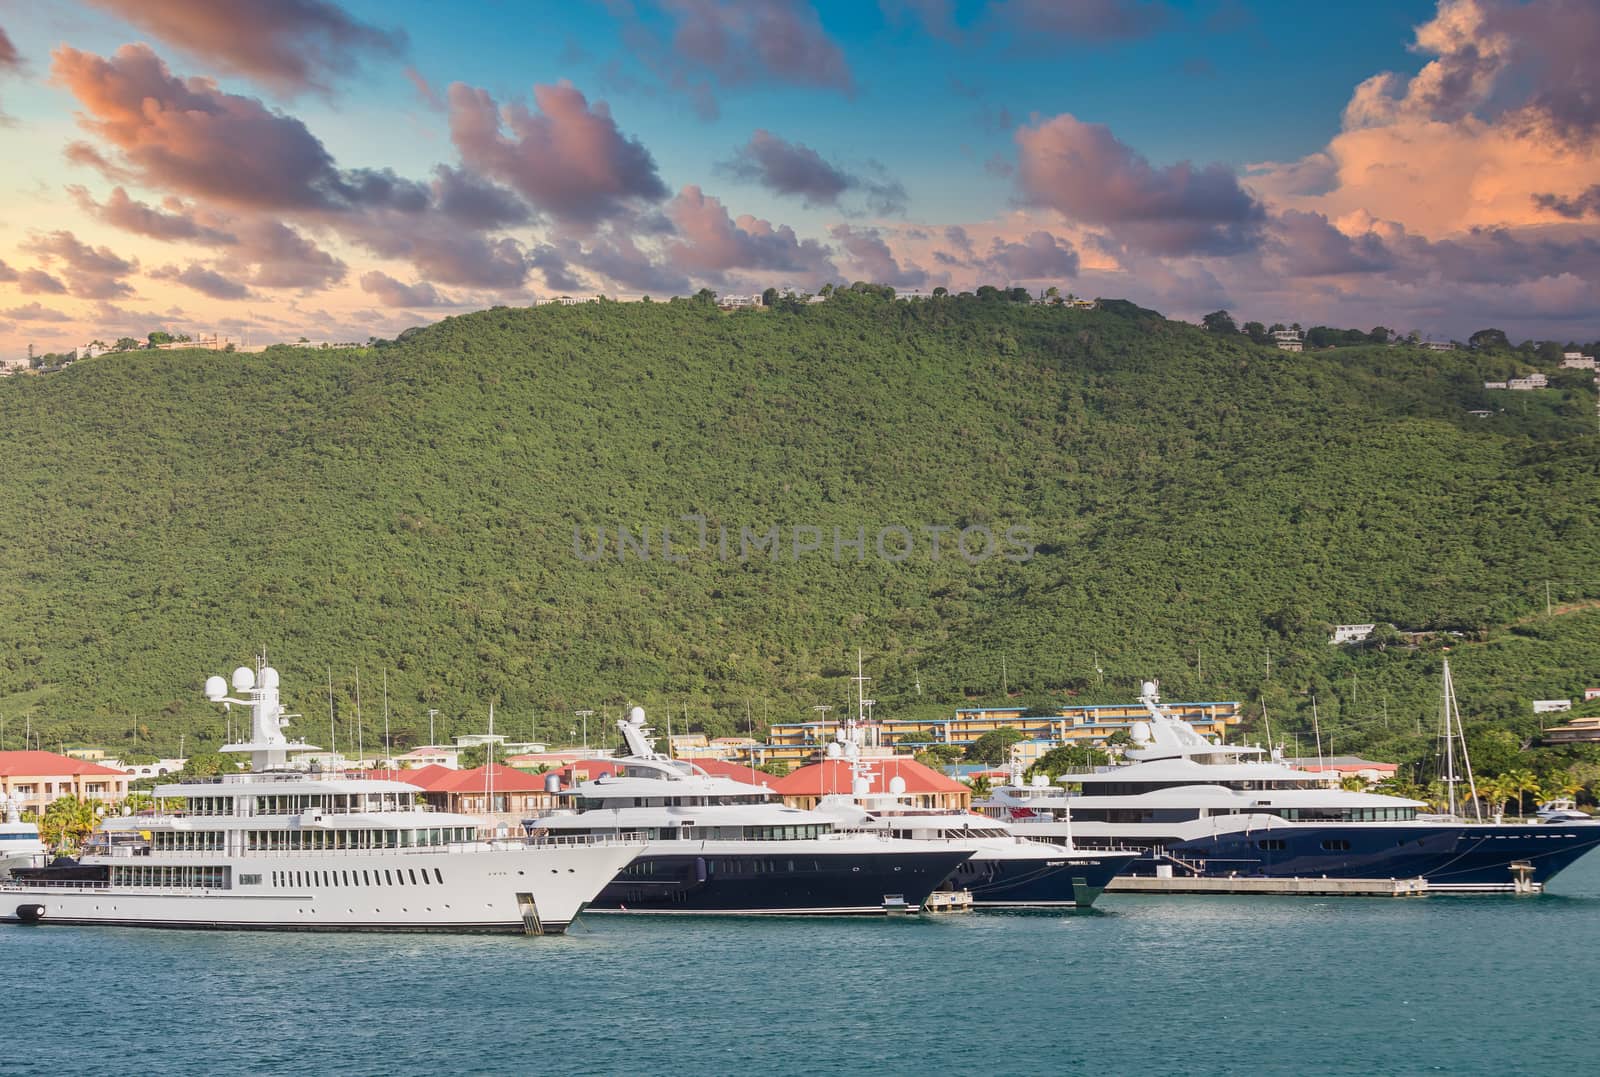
[1107,876,1432,897]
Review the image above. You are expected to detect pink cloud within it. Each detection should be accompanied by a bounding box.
[1015,112,1265,255]
[84,0,406,96]
[447,80,666,229]
[149,262,254,300]
[664,185,837,281]
[358,270,457,308]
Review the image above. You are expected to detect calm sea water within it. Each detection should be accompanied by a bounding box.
[7,854,1599,1076]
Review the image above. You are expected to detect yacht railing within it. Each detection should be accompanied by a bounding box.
[75,832,646,860]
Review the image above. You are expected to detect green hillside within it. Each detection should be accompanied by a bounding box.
[2,291,1598,785]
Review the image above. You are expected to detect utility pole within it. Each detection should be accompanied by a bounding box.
[1546,580,1553,616]
[428,708,439,746]
[575,709,594,751]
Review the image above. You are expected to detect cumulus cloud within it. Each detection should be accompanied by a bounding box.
[718,130,907,213]
[663,185,837,281]
[358,270,455,307]
[447,80,667,229]
[982,231,1079,280]
[3,302,72,322]
[0,27,19,70]
[69,185,237,244]
[19,268,67,295]
[20,230,138,298]
[829,224,928,287]
[0,258,16,282]
[52,44,419,211]
[150,262,254,299]
[431,165,530,230]
[1533,185,1600,220]
[1015,112,1266,255]
[574,229,691,294]
[224,219,345,290]
[84,0,406,96]
[1270,210,1396,277]
[608,0,852,118]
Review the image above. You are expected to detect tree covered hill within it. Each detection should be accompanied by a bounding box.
[1,291,1597,769]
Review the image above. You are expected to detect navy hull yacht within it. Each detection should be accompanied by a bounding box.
[979,669,1600,893]
[527,707,971,915]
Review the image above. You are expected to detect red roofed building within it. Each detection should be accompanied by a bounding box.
[377,763,560,818]
[690,759,777,787]
[773,758,970,811]
[0,750,132,813]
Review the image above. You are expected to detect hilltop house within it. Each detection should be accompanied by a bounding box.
[1560,352,1596,369]
[1272,328,1303,352]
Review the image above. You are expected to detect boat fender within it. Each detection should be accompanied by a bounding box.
[15,904,45,923]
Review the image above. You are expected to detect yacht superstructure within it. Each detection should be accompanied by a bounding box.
[0,795,45,879]
[2,661,640,932]
[810,679,1137,908]
[978,677,1600,893]
[526,708,972,914]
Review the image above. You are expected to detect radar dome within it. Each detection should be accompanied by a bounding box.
[1031,773,1050,788]
[852,777,870,797]
[826,742,842,759]
[231,666,255,692]
[628,706,646,725]
[1141,680,1157,698]
[888,776,907,795]
[259,667,280,690]
[204,675,228,701]
[1131,721,1152,744]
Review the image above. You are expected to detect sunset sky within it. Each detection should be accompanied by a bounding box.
[1,0,1597,352]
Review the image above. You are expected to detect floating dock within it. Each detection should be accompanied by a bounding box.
[1107,876,1431,897]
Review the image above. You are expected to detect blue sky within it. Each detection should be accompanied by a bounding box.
[1,0,1597,349]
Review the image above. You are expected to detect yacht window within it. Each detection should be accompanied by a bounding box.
[1320,839,1352,852]
[435,868,445,884]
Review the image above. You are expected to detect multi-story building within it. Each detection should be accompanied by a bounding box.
[0,750,132,813]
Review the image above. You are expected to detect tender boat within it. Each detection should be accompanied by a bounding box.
[525,708,972,915]
[1,660,640,933]
[978,672,1600,893]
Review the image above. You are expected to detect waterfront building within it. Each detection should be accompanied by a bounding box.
[774,758,971,811]
[0,751,131,814]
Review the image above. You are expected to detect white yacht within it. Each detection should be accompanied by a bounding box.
[0,795,46,879]
[977,674,1600,892]
[1,661,640,933]
[525,708,972,914]
[811,705,1137,909]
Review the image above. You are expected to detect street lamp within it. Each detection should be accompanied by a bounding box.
[575,709,595,751]
[428,709,439,746]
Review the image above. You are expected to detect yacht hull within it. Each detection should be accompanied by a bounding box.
[947,850,1139,908]
[1160,822,1600,891]
[594,846,971,914]
[0,841,639,933]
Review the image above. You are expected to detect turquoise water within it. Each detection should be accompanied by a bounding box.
[7,855,1600,1076]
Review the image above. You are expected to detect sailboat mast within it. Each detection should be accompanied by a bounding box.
[1441,659,1458,818]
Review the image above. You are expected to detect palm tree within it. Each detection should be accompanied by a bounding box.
[39,795,101,852]
[1506,769,1541,817]
[1477,775,1511,821]
[1339,774,1367,792]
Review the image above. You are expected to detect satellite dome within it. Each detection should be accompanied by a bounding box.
[1131,721,1152,744]
[628,706,646,725]
[1031,773,1050,788]
[888,775,907,795]
[231,666,255,692]
[825,742,842,759]
[852,777,870,797]
[1141,680,1158,698]
[204,675,228,701]
[259,667,280,690]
